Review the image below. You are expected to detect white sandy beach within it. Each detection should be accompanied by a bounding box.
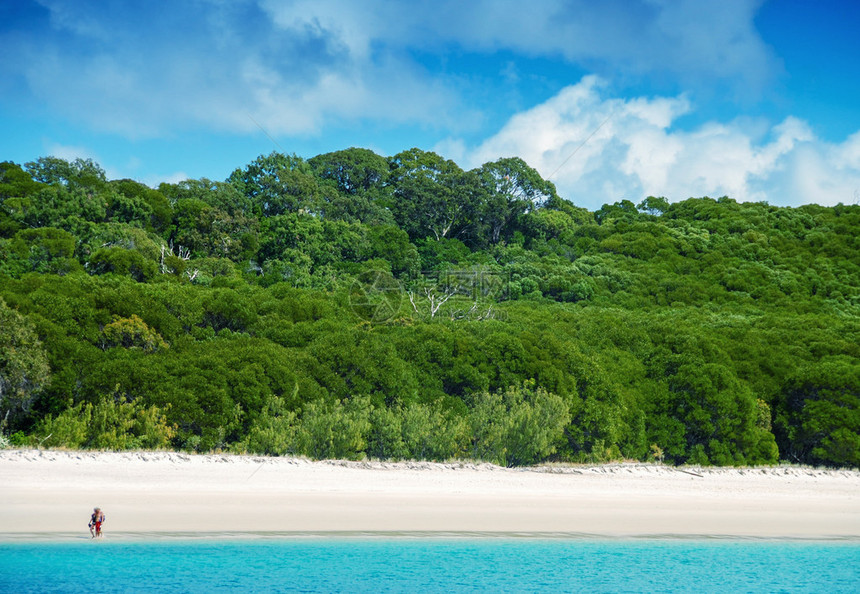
[1,449,858,538]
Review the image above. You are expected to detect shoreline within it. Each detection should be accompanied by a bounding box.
[2,449,859,540]
[4,531,860,543]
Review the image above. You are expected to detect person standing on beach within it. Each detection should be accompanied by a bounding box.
[89,507,105,538]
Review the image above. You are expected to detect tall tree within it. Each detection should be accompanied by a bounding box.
[474,157,559,245]
[388,148,481,241]
[25,157,107,191]
[308,148,394,224]
[227,152,318,217]
[309,147,390,196]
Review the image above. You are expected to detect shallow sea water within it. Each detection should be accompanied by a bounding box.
[1,534,858,593]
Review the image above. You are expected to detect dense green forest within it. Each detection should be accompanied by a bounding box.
[0,150,857,467]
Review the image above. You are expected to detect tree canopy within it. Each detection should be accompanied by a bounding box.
[0,150,857,468]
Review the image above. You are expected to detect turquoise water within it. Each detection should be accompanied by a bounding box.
[1,536,858,593]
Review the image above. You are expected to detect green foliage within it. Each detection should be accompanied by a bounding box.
[367,225,419,277]
[0,296,51,420]
[309,148,390,196]
[33,393,175,450]
[83,223,164,262]
[259,213,370,277]
[638,196,670,216]
[777,359,859,467]
[89,247,158,281]
[1,227,80,276]
[1,150,858,467]
[366,402,468,461]
[473,157,558,246]
[294,397,372,460]
[388,148,480,242]
[110,179,172,232]
[166,195,259,262]
[308,148,394,224]
[102,315,168,352]
[227,152,320,217]
[236,393,298,456]
[25,157,106,190]
[469,383,570,467]
[0,161,42,200]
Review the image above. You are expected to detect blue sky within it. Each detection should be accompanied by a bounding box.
[1,0,858,210]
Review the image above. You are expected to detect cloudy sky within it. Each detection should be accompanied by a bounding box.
[2,0,858,209]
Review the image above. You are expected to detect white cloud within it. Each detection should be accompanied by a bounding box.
[447,77,860,209]
[260,0,378,59]
[35,0,108,38]
[13,0,465,139]
[260,0,776,93]
[44,142,99,163]
[142,171,190,188]
[43,142,126,180]
[15,0,849,210]
[8,0,775,140]
[777,131,860,207]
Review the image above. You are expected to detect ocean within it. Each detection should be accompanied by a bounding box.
[1,535,858,593]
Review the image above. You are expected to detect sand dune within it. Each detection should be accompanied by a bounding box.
[1,449,858,538]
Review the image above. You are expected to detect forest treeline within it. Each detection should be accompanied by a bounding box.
[0,149,857,467]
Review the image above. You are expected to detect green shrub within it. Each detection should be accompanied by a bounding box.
[469,383,570,467]
[33,394,175,450]
[294,397,372,460]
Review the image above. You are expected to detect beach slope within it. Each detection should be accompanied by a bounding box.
[1,450,858,538]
